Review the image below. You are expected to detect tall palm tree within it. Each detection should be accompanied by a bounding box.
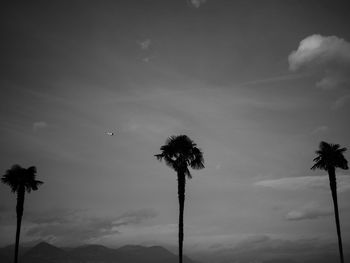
[311,141,348,263]
[155,135,204,263]
[1,165,43,263]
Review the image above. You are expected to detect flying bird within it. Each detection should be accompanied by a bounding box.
[106,132,115,136]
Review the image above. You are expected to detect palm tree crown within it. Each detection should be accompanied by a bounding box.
[155,135,204,263]
[311,141,348,171]
[2,164,43,263]
[155,135,204,177]
[311,141,348,263]
[1,165,43,193]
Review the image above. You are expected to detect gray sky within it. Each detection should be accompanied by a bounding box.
[1,1,350,262]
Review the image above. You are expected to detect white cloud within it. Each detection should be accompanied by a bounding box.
[288,34,350,89]
[285,202,332,221]
[32,121,48,131]
[332,94,350,110]
[187,0,207,9]
[139,39,151,50]
[311,125,329,134]
[142,55,156,63]
[255,175,350,193]
[289,35,350,71]
[112,209,158,225]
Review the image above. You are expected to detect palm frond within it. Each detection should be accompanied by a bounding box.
[1,176,18,192]
[311,141,348,171]
[1,164,43,193]
[155,154,164,161]
[155,135,205,174]
[190,147,205,169]
[26,179,44,192]
[184,167,192,179]
[164,155,176,170]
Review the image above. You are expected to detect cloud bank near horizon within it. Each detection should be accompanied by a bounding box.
[19,208,158,245]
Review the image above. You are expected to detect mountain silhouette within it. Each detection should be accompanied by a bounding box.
[116,244,148,252]
[0,242,198,263]
[67,244,116,262]
[24,241,66,262]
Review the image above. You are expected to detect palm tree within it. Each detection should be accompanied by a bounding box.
[155,135,204,263]
[1,165,43,263]
[311,141,348,263]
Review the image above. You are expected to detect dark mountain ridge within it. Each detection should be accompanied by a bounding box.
[0,242,197,263]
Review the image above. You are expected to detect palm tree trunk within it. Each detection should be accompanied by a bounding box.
[177,173,186,263]
[14,186,25,263]
[328,168,344,263]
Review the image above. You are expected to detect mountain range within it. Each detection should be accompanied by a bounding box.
[0,242,197,263]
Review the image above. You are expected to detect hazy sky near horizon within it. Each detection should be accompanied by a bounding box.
[1,1,350,262]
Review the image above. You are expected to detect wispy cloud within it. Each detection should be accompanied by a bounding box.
[285,202,332,221]
[238,73,306,86]
[112,209,158,225]
[332,94,350,110]
[24,208,157,245]
[187,0,207,9]
[142,55,156,63]
[255,175,350,193]
[32,121,48,132]
[138,39,151,50]
[311,125,329,134]
[288,34,350,90]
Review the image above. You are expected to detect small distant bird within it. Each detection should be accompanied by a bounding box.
[106,132,114,136]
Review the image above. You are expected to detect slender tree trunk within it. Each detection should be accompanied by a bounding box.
[177,172,186,263]
[328,168,344,263]
[14,186,25,263]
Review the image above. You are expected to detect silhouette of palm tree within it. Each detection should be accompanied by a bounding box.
[155,135,204,263]
[311,141,348,263]
[1,165,43,263]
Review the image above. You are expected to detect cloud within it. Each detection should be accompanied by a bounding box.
[139,39,151,50]
[32,121,48,131]
[142,55,156,63]
[288,34,350,89]
[332,94,350,110]
[238,73,306,86]
[24,208,157,245]
[311,125,329,134]
[255,175,350,193]
[285,202,332,221]
[112,209,158,225]
[187,0,207,9]
[200,234,339,263]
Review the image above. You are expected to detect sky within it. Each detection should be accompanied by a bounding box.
[1,0,350,262]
